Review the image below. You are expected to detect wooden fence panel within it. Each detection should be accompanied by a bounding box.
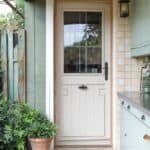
[18,30,26,101]
[1,31,8,96]
[0,29,26,102]
[8,31,14,100]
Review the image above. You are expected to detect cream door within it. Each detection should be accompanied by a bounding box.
[55,0,112,146]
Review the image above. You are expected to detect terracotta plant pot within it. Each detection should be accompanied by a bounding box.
[29,138,52,150]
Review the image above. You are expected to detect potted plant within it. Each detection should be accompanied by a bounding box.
[0,97,57,150]
[28,113,57,150]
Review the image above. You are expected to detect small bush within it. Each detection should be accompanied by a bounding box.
[0,97,57,150]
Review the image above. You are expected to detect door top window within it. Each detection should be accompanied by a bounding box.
[64,12,102,73]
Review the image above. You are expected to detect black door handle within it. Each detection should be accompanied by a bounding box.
[78,85,88,90]
[105,62,108,81]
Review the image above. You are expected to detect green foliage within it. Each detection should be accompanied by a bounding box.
[0,15,8,27]
[0,97,57,150]
[0,99,27,150]
[28,114,57,138]
[16,0,24,10]
[0,0,25,29]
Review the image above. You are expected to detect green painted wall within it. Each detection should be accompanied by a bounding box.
[25,0,46,113]
[131,0,150,57]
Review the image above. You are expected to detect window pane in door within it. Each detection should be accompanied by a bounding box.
[87,12,101,46]
[79,47,86,73]
[64,12,102,73]
[87,47,102,73]
[64,47,79,73]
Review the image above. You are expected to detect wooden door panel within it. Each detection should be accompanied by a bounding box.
[56,84,105,137]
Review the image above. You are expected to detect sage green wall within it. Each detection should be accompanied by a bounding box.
[131,0,150,57]
[25,0,46,113]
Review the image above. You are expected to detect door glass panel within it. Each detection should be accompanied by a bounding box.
[87,47,102,73]
[64,47,79,73]
[80,47,86,73]
[64,12,102,73]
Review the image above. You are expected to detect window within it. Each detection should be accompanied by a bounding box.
[64,12,102,73]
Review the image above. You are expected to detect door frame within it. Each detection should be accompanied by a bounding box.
[46,0,113,148]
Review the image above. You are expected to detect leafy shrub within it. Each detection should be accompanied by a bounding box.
[0,99,29,149]
[0,97,57,150]
[28,113,57,138]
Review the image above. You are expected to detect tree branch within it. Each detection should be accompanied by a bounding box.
[3,0,24,19]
